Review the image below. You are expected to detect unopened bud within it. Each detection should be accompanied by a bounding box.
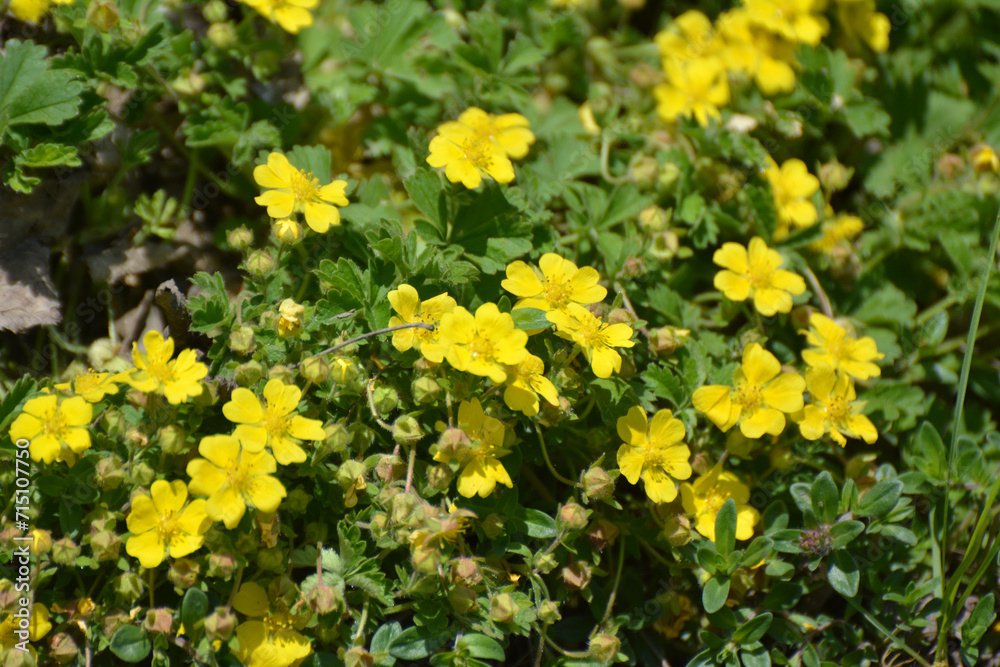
[971,143,1000,174]
[375,455,403,483]
[229,326,256,356]
[534,552,558,574]
[143,608,173,634]
[448,584,477,613]
[52,537,80,566]
[411,377,441,404]
[158,425,189,455]
[629,156,659,186]
[650,326,690,355]
[638,206,669,231]
[273,218,302,245]
[114,572,145,601]
[411,545,442,575]
[234,360,263,386]
[268,364,295,385]
[589,633,621,664]
[245,250,275,276]
[482,514,503,540]
[306,583,343,615]
[818,159,854,192]
[284,488,310,513]
[128,461,155,487]
[50,631,80,663]
[372,386,399,415]
[559,503,589,531]
[662,513,692,547]
[277,299,305,338]
[207,552,238,579]
[167,558,200,589]
[202,0,228,22]
[607,308,633,326]
[207,22,238,49]
[426,464,453,492]
[95,455,125,490]
[323,423,351,453]
[538,600,561,624]
[226,226,253,252]
[452,557,481,585]
[433,428,471,462]
[204,607,236,641]
[769,447,796,472]
[562,561,592,590]
[344,647,375,667]
[630,62,660,88]
[490,593,518,624]
[87,1,119,30]
[392,415,422,445]
[587,518,619,551]
[300,356,330,384]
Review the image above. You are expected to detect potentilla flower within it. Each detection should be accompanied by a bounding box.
[54,369,122,403]
[126,330,208,404]
[810,213,864,254]
[222,379,326,465]
[0,603,51,658]
[253,152,349,232]
[835,0,890,52]
[716,8,797,95]
[764,158,820,236]
[276,299,305,338]
[501,254,607,313]
[693,343,805,438]
[655,11,719,68]
[800,313,884,380]
[503,353,560,417]
[238,0,317,33]
[435,399,513,498]
[125,480,211,568]
[616,406,692,503]
[187,435,287,529]
[547,304,635,379]
[743,0,829,46]
[453,107,536,159]
[428,304,528,384]
[653,57,730,127]
[273,218,302,244]
[8,394,92,464]
[387,284,457,361]
[426,117,515,189]
[795,365,878,446]
[680,463,760,541]
[971,143,1000,174]
[233,582,312,667]
[712,236,807,316]
[8,0,72,22]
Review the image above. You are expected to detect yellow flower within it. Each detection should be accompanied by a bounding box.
[273,218,302,244]
[8,394,92,464]
[503,353,560,417]
[233,582,312,667]
[0,603,51,657]
[744,0,829,46]
[253,152,349,233]
[712,237,806,316]
[653,57,730,127]
[655,11,719,68]
[8,0,72,22]
[451,399,513,498]
[836,0,890,52]
[429,304,528,384]
[54,369,122,403]
[796,365,878,446]
[546,304,635,379]
[186,435,287,529]
[125,480,211,568]
[764,158,820,236]
[426,116,515,189]
[578,102,601,135]
[453,107,536,160]
[653,594,696,639]
[387,284,457,361]
[616,406,692,503]
[501,254,607,313]
[716,8,798,95]
[811,212,864,254]
[800,313,883,380]
[238,0,317,33]
[127,330,208,404]
[276,299,305,338]
[222,378,326,465]
[680,463,760,541]
[692,343,805,438]
[971,143,1000,174]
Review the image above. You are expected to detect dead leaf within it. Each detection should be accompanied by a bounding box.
[0,239,61,333]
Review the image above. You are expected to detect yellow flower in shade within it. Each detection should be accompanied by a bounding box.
[744,0,829,46]
[800,313,883,380]
[681,463,760,541]
[238,0,317,33]
[453,108,536,160]
[712,237,807,316]
[222,379,326,465]
[54,369,122,403]
[547,304,635,379]
[276,299,305,338]
[764,158,820,236]
[387,284,457,361]
[233,582,312,667]
[653,594,696,639]
[503,353,560,417]
[0,603,51,657]
[692,343,805,438]
[971,144,1000,174]
[186,435,287,529]
[127,330,208,404]
[836,0,890,52]
[717,9,798,95]
[796,365,878,446]
[253,152,349,233]
[653,57,730,127]
[435,399,513,498]
[8,0,72,22]
[501,254,607,313]
[426,117,514,189]
[616,406,692,503]
[410,505,474,551]
[125,480,211,568]
[429,304,528,384]
[8,394,92,464]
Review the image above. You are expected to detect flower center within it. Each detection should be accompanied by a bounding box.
[157,510,179,540]
[824,395,850,422]
[543,278,571,307]
[578,317,605,346]
[825,335,848,361]
[264,611,296,637]
[263,403,290,439]
[745,266,770,290]
[468,334,495,360]
[732,383,763,412]
[76,373,102,393]
[703,487,727,513]
[462,135,494,171]
[146,354,176,383]
[42,406,68,438]
[227,458,251,491]
[289,168,320,202]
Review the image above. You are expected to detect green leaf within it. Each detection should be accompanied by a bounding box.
[827,551,859,597]
[904,422,947,482]
[746,186,778,242]
[180,588,209,639]
[502,33,545,73]
[855,479,902,518]
[285,144,333,183]
[456,634,505,661]
[702,575,731,613]
[513,508,557,539]
[0,376,38,432]
[740,537,774,568]
[830,520,865,550]
[716,498,738,557]
[739,645,772,667]
[642,365,685,408]
[852,283,917,326]
[109,625,152,663]
[404,168,446,230]
[15,143,81,168]
[388,626,450,660]
[0,40,84,135]
[733,612,773,645]
[188,272,231,337]
[511,308,552,331]
[810,472,839,524]
[961,593,996,648]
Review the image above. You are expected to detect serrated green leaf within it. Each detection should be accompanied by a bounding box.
[15,143,81,168]
[0,41,84,134]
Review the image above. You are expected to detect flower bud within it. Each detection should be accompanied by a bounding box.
[229,326,256,356]
[433,428,471,462]
[658,162,681,188]
[144,608,174,634]
[95,455,125,490]
[375,454,403,483]
[245,250,275,276]
[971,143,1000,174]
[650,326,690,355]
[234,360,263,386]
[30,529,52,555]
[649,230,681,262]
[227,226,253,251]
[207,552,238,579]
[578,102,601,136]
[411,377,441,404]
[277,299,305,338]
[90,530,122,562]
[562,561,592,590]
[393,414,423,446]
[257,548,284,572]
[202,0,228,22]
[448,584,477,613]
[533,552,558,575]
[490,593,518,624]
[344,647,375,667]
[50,631,80,663]
[168,558,200,589]
[52,537,81,566]
[204,607,236,641]
[273,218,302,245]
[268,364,295,385]
[128,461,155,487]
[937,153,965,179]
[207,22,238,49]
[587,518,619,552]
[372,386,399,415]
[818,158,854,192]
[559,503,589,531]
[629,156,659,186]
[589,633,621,664]
[452,557,481,585]
[426,464,453,492]
[330,357,360,386]
[629,62,660,88]
[306,582,343,615]
[159,425,189,455]
[114,572,145,602]
[769,447,796,472]
[607,308,633,326]
[300,356,330,384]
[538,600,561,624]
[323,422,351,454]
[284,487,310,513]
[482,514,504,540]
[411,545,442,575]
[638,206,669,231]
[337,460,366,488]
[87,1,119,30]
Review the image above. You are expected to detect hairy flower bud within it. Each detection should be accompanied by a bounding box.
[143,608,173,634]
[372,386,400,415]
[300,356,330,384]
[268,364,295,385]
[392,414,422,446]
[51,537,80,566]
[245,250,275,276]
[207,552,238,579]
[482,514,504,540]
[411,376,441,404]
[587,518,619,552]
[451,557,481,585]
[95,455,125,490]
[651,326,690,355]
[448,584,477,613]
[114,572,145,602]
[273,218,302,245]
[589,633,621,664]
[562,561,593,590]
[204,607,236,641]
[490,593,518,624]
[168,558,200,589]
[87,1,119,30]
[159,425,189,455]
[559,503,589,531]
[344,647,375,667]
[538,600,561,624]
[229,326,256,356]
[226,226,253,251]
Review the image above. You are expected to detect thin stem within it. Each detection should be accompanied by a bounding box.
[801,266,833,318]
[600,132,630,186]
[536,424,578,487]
[302,323,434,365]
[845,597,932,667]
[600,536,626,629]
[405,443,417,494]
